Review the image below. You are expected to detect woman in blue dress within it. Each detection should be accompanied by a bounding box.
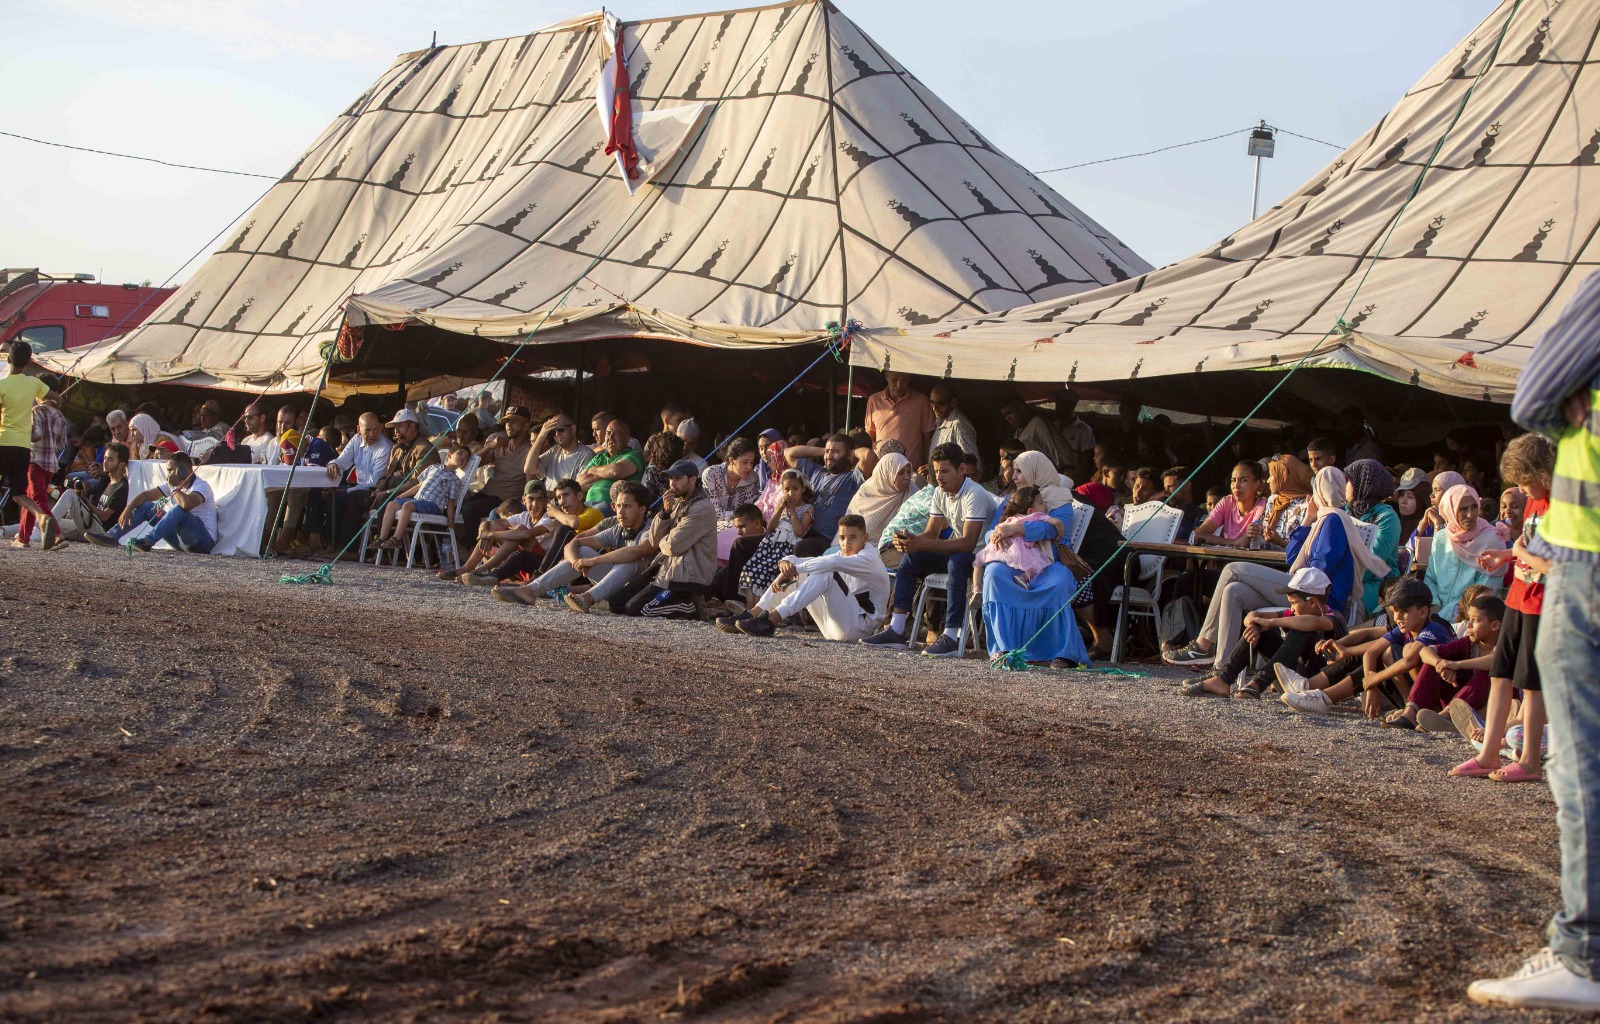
[979,450,1092,667]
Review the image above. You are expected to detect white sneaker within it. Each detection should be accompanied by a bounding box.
[1273,664,1309,694]
[1282,688,1332,714]
[1468,948,1600,1010]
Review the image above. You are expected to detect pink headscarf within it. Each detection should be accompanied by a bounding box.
[1430,471,1466,506]
[757,440,789,518]
[1439,483,1501,563]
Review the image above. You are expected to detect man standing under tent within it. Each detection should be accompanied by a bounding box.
[929,383,980,479]
[999,396,1065,469]
[864,371,937,469]
[1469,274,1600,1011]
[0,342,63,549]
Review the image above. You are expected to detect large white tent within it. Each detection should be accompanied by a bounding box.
[853,0,1595,405]
[47,0,1147,392]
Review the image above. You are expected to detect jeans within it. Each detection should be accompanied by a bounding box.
[1539,560,1600,978]
[109,501,215,554]
[892,549,975,631]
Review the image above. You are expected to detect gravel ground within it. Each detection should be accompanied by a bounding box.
[0,543,1584,1023]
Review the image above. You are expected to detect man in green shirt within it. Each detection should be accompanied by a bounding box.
[577,418,643,510]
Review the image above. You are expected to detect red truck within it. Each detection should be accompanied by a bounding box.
[0,269,175,354]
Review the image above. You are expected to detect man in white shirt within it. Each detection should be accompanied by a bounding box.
[1051,388,1096,482]
[860,442,998,657]
[90,451,217,553]
[241,403,277,464]
[1000,397,1065,469]
[323,411,393,550]
[526,411,594,491]
[725,514,891,641]
[929,383,980,474]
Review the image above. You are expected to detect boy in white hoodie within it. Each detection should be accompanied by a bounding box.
[719,514,891,641]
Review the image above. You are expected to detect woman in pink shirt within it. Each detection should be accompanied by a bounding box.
[1194,460,1268,547]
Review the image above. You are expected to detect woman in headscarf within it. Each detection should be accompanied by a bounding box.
[1393,468,1431,550]
[845,451,912,547]
[1408,468,1462,576]
[127,412,173,461]
[755,429,784,490]
[1344,458,1402,616]
[978,450,1092,667]
[1176,466,1391,693]
[1263,454,1314,548]
[1423,483,1507,621]
[756,440,790,519]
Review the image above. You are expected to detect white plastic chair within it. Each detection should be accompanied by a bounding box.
[1109,501,1185,662]
[405,454,479,570]
[907,573,983,655]
[1067,499,1094,553]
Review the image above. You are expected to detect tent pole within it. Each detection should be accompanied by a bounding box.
[573,345,586,428]
[844,361,854,432]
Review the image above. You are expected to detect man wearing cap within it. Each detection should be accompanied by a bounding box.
[376,408,440,497]
[577,418,645,512]
[322,411,393,552]
[1181,566,1344,698]
[183,399,229,443]
[460,404,533,535]
[612,459,716,618]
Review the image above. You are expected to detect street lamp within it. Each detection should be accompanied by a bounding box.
[1247,120,1276,220]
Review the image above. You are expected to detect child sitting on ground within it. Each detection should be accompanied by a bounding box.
[374,444,469,550]
[739,469,814,597]
[1453,583,1495,636]
[970,486,1062,602]
[1450,432,1555,783]
[1385,592,1504,730]
[1422,483,1506,623]
[439,483,550,582]
[1182,566,1343,698]
[1278,578,1454,717]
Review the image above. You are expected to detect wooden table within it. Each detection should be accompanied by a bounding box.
[1113,542,1288,663]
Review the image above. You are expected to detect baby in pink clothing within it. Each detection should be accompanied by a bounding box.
[974,487,1062,591]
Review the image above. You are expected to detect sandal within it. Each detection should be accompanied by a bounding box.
[492,584,540,606]
[1381,711,1416,730]
[1449,756,1497,778]
[1490,762,1542,784]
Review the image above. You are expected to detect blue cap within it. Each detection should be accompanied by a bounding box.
[665,459,701,479]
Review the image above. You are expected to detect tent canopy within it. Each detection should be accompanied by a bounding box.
[47,0,1147,392]
[852,0,1597,404]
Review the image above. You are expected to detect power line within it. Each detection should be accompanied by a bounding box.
[0,130,278,180]
[1032,123,1345,175]
[3,117,1349,185]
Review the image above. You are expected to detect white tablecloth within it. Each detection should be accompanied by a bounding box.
[128,461,331,558]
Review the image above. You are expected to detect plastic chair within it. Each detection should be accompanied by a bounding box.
[907,573,982,655]
[1067,499,1094,553]
[405,454,480,570]
[1109,501,1185,662]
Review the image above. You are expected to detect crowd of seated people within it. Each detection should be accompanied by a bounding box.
[8,341,1555,779]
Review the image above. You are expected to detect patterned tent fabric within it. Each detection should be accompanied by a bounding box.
[854,0,1591,404]
[51,0,1147,391]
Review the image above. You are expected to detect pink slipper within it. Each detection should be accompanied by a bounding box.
[1450,756,1496,778]
[1490,762,1542,784]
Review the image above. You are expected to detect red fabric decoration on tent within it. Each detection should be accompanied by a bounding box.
[604,28,639,180]
[1455,352,1478,368]
[337,321,364,361]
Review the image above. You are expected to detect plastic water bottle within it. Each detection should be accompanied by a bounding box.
[1247,522,1263,551]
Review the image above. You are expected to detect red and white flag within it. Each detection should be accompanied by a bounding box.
[596,14,641,192]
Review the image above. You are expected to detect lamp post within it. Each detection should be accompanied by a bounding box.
[1247,120,1276,221]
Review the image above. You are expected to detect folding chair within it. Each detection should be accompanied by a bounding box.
[906,573,983,654]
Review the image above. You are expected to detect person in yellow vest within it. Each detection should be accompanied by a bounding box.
[1469,273,1600,1011]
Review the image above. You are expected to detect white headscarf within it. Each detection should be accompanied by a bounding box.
[128,413,163,459]
[846,452,911,544]
[1293,465,1391,613]
[1011,450,1075,510]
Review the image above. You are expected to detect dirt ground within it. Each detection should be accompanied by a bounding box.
[0,547,1588,1023]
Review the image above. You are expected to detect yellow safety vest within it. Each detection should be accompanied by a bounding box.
[1543,388,1600,555]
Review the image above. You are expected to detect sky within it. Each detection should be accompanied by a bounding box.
[1,0,1495,288]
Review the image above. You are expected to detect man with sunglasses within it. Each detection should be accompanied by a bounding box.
[527,411,593,492]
